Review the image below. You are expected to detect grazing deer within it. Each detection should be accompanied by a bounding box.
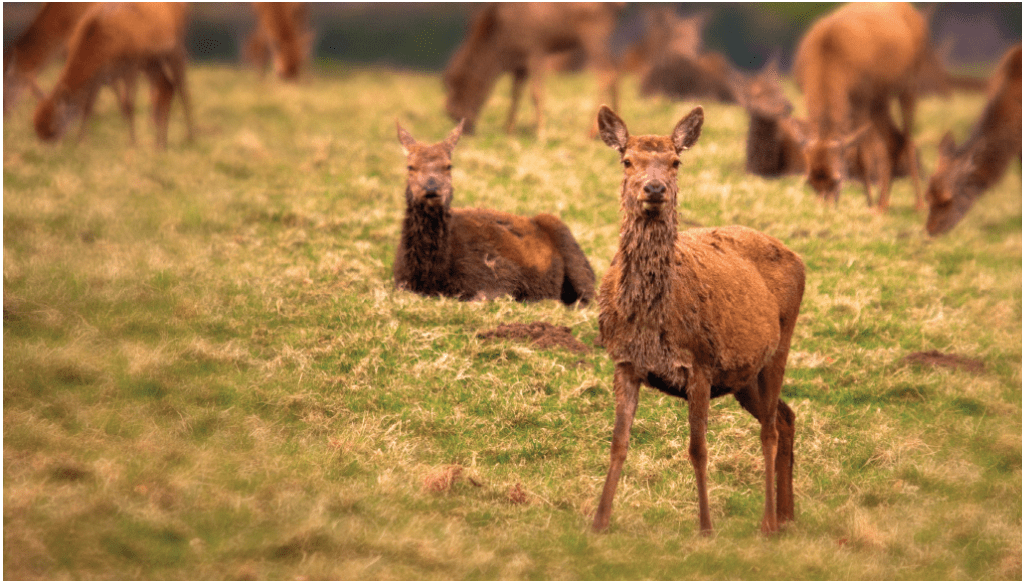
[925,44,1022,236]
[243,2,313,81]
[442,2,621,137]
[592,105,805,535]
[32,2,194,149]
[738,60,917,193]
[394,120,595,306]
[794,2,930,211]
[3,2,97,116]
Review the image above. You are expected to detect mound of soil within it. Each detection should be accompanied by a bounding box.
[904,350,985,373]
[477,321,589,354]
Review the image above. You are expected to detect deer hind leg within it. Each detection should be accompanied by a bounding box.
[735,374,780,535]
[167,49,195,143]
[527,56,547,139]
[144,61,174,149]
[775,399,796,524]
[592,363,640,532]
[505,68,527,134]
[114,69,139,146]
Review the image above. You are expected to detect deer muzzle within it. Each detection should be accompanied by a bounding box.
[640,181,668,211]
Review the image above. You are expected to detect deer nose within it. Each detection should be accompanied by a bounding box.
[423,177,441,195]
[643,181,666,200]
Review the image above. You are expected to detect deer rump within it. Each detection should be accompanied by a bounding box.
[396,207,591,305]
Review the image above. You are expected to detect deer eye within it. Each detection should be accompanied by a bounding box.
[622,159,632,168]
[671,160,680,169]
[445,164,453,171]
[407,165,416,172]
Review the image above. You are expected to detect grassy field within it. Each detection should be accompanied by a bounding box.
[3,62,1021,580]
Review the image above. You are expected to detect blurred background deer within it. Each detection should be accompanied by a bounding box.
[442,2,621,138]
[243,2,313,82]
[32,2,194,149]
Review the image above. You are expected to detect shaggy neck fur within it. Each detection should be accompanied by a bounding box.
[615,184,680,324]
[399,188,453,294]
[746,115,786,175]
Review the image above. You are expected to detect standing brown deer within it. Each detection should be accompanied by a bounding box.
[592,105,805,535]
[32,2,194,149]
[794,2,929,211]
[243,2,313,82]
[3,2,97,116]
[925,44,1022,236]
[394,120,596,305]
[442,2,620,137]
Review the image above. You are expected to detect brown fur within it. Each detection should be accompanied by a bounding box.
[621,8,704,75]
[794,2,929,210]
[627,8,741,104]
[926,44,1022,236]
[32,2,194,149]
[393,120,595,306]
[592,106,805,536]
[442,2,620,137]
[737,60,808,177]
[244,2,313,82]
[3,2,97,116]
[739,61,917,191]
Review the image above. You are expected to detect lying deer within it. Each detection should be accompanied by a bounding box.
[794,2,930,210]
[243,2,313,81]
[592,105,805,535]
[443,2,620,137]
[3,2,97,116]
[629,7,743,104]
[926,44,1022,236]
[33,2,194,149]
[394,120,595,306]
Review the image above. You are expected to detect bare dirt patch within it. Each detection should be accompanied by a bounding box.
[904,350,985,374]
[477,321,589,354]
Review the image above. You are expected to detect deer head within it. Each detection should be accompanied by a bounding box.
[802,124,870,203]
[925,131,978,235]
[597,105,703,222]
[396,120,465,210]
[737,57,793,120]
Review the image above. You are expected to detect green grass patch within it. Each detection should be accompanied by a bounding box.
[3,62,1020,579]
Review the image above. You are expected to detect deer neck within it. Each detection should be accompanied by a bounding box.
[615,206,679,322]
[400,187,453,285]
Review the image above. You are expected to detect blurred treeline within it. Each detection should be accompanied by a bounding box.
[3,2,1021,73]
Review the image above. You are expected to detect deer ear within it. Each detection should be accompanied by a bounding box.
[597,105,629,152]
[443,119,465,153]
[396,120,417,155]
[938,131,957,158]
[672,106,703,152]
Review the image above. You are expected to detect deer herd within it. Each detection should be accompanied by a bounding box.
[6,2,1021,536]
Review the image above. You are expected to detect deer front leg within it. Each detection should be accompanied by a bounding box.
[687,369,714,535]
[592,362,640,532]
[897,91,923,210]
